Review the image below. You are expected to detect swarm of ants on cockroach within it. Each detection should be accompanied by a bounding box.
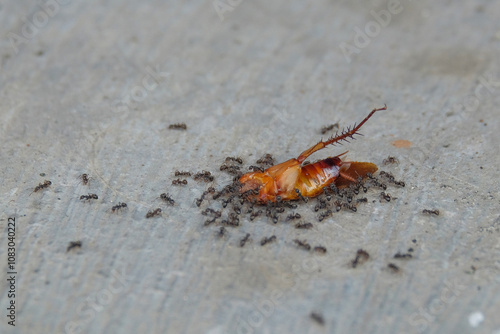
[192,106,406,250]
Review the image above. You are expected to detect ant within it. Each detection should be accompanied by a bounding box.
[174,171,191,177]
[256,154,275,166]
[31,180,52,194]
[387,263,400,273]
[80,193,98,201]
[352,249,370,268]
[293,239,311,251]
[422,209,440,216]
[80,173,90,185]
[393,252,413,259]
[172,179,188,185]
[111,202,127,212]
[295,222,313,229]
[159,193,175,205]
[146,208,162,218]
[66,241,82,252]
[217,227,227,238]
[383,156,399,165]
[380,192,391,202]
[239,106,387,203]
[194,171,214,182]
[320,122,339,134]
[168,123,187,130]
[196,187,215,207]
[286,212,301,221]
[313,246,327,254]
[310,312,325,325]
[260,235,276,246]
[225,157,243,164]
[240,233,251,247]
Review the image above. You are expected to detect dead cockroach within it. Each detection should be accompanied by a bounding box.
[422,209,440,216]
[352,249,370,268]
[111,202,127,212]
[146,208,162,218]
[239,106,386,203]
[260,235,276,246]
[296,222,313,229]
[159,193,175,205]
[320,122,339,134]
[240,233,251,247]
[172,179,188,185]
[383,156,399,165]
[31,180,52,194]
[293,239,311,251]
[174,171,191,177]
[313,246,327,254]
[169,123,187,130]
[67,241,82,252]
[80,193,98,201]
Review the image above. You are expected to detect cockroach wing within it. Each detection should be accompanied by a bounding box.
[335,162,378,188]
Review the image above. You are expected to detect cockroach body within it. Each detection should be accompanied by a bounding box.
[239,106,386,203]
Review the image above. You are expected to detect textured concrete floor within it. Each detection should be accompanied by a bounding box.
[1,1,500,334]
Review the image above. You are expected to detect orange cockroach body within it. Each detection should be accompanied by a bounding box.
[239,105,387,203]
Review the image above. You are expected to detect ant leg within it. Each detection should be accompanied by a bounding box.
[297,105,386,163]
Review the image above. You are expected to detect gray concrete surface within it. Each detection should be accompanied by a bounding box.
[1,1,500,333]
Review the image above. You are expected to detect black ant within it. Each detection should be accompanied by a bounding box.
[310,312,325,325]
[31,180,52,194]
[256,154,274,166]
[111,202,127,212]
[196,187,216,207]
[80,173,90,185]
[422,209,440,216]
[159,193,175,205]
[295,222,313,229]
[174,171,191,177]
[286,212,301,221]
[80,193,98,201]
[383,156,399,165]
[393,252,413,259]
[194,171,214,182]
[168,123,187,130]
[313,246,327,254]
[240,233,250,247]
[387,263,400,273]
[217,227,227,238]
[352,249,370,268]
[320,122,339,134]
[146,208,162,218]
[380,192,391,202]
[248,165,265,172]
[293,239,311,251]
[172,179,188,185]
[67,241,82,252]
[225,157,243,164]
[260,236,276,246]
